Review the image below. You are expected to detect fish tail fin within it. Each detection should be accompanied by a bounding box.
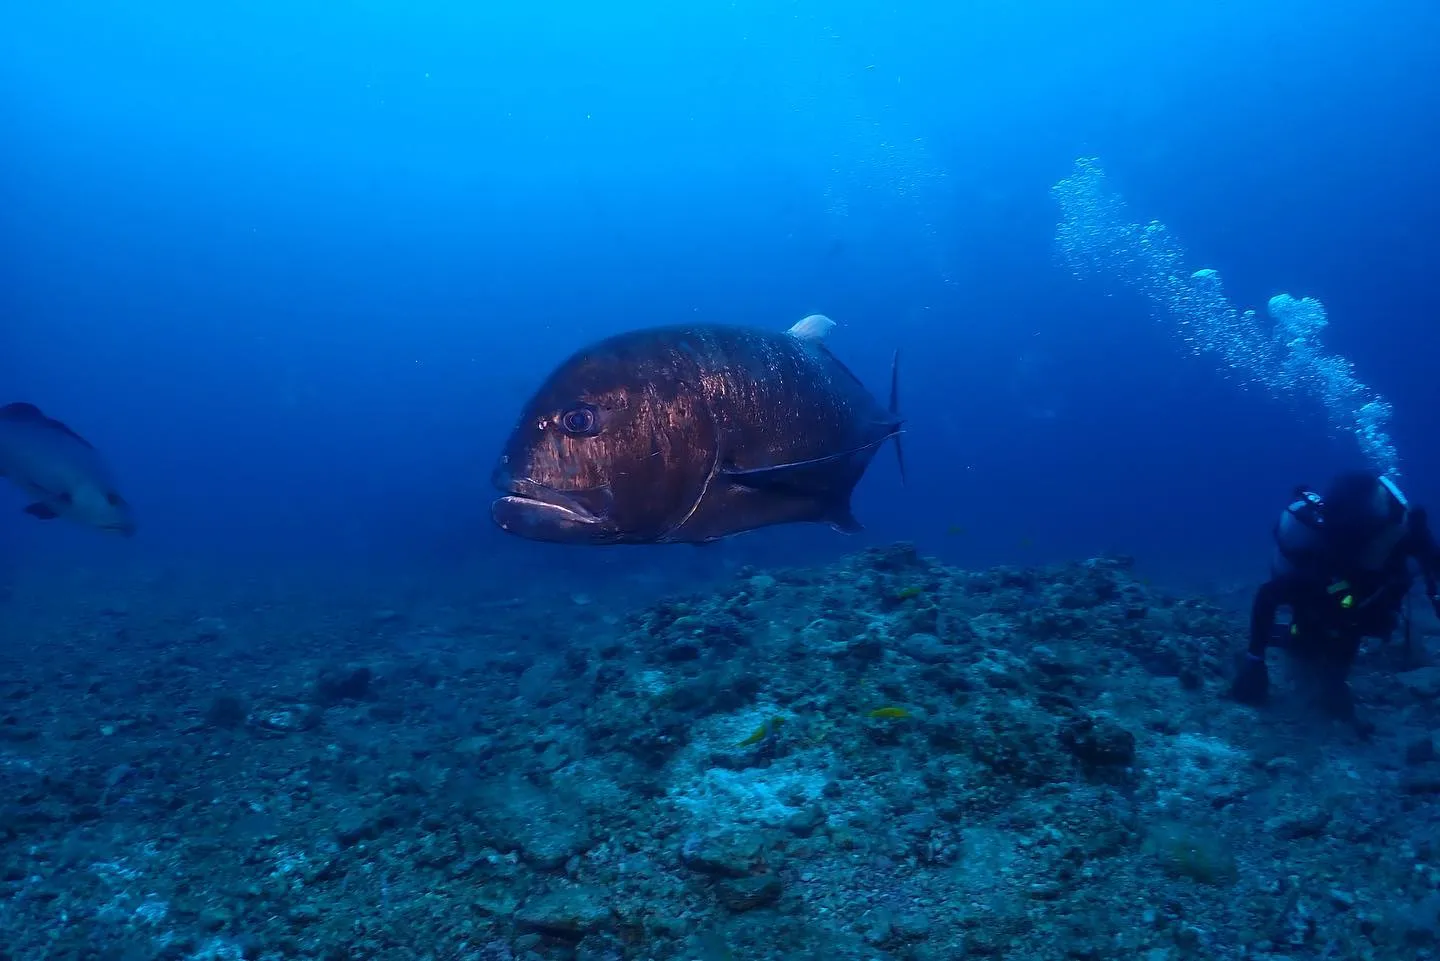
[889,349,906,486]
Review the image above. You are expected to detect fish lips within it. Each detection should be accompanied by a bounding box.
[490,476,614,543]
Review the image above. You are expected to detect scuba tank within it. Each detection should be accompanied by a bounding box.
[1274,476,1412,579]
[1271,488,1328,578]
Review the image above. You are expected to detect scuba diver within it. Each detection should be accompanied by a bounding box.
[1231,470,1440,729]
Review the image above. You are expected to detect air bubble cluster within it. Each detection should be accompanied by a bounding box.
[1052,157,1399,475]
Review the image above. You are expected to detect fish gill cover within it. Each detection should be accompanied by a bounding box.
[2,1,1440,960]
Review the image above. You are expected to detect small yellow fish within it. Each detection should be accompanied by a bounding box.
[893,586,923,601]
[737,715,784,747]
[867,706,910,720]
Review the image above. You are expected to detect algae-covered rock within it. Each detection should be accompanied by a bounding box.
[715,872,782,911]
[6,540,1420,961]
[680,828,769,877]
[1265,806,1331,840]
[1058,712,1137,772]
[901,632,949,664]
[515,885,614,939]
[518,817,594,870]
[1399,667,1440,700]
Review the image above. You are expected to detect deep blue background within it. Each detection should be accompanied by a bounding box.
[2,0,1437,593]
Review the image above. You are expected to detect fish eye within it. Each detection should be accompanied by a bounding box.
[106,492,125,507]
[559,405,599,436]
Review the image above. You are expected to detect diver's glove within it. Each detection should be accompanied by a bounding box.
[1230,652,1269,706]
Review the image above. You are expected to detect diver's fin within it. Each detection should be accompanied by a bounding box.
[889,349,906,486]
[23,502,59,520]
[786,314,836,341]
[0,403,94,449]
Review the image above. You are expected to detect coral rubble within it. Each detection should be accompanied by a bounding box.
[2,545,1438,960]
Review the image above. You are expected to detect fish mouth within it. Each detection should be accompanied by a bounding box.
[491,475,611,542]
[496,479,602,523]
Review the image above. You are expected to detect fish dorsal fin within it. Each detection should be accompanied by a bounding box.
[786,314,835,341]
[0,402,46,421]
[0,402,94,448]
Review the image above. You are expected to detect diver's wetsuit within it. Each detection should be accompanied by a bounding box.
[1247,511,1440,685]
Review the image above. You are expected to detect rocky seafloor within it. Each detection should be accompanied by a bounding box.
[4,544,1440,961]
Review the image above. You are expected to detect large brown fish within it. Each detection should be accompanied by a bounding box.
[491,315,903,545]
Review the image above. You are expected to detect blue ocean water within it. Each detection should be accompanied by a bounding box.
[2,3,1440,956]
[4,1,1437,586]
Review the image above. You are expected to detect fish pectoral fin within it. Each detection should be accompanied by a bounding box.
[23,502,60,520]
[721,444,875,493]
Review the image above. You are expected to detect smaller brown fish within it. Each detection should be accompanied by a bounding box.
[492,315,904,545]
[0,403,135,535]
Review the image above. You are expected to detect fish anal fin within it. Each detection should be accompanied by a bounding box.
[23,502,60,520]
[826,504,863,534]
